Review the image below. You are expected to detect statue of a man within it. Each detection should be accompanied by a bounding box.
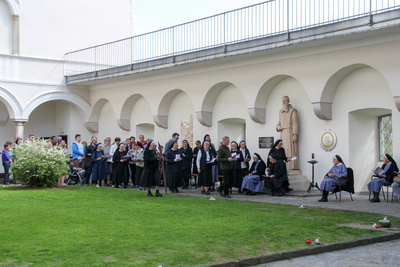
[276,96,299,170]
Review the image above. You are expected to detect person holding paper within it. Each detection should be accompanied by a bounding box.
[112,143,129,188]
[368,154,398,202]
[238,140,251,194]
[231,141,243,195]
[165,141,183,193]
[318,155,347,202]
[203,134,218,190]
[139,140,163,197]
[196,141,214,195]
[91,143,106,187]
[241,153,266,195]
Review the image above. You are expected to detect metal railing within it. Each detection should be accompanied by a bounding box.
[64,0,400,76]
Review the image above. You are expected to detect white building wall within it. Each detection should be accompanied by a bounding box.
[19,0,132,58]
[0,0,13,54]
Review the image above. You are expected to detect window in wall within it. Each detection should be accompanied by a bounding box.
[379,114,392,161]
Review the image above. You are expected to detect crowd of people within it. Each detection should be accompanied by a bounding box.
[68,133,294,198]
[2,132,400,204]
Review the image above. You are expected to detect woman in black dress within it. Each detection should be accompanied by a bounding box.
[267,139,293,192]
[112,143,129,188]
[180,140,193,189]
[166,141,183,193]
[196,141,215,195]
[139,140,163,197]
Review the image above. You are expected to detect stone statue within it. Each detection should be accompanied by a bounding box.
[276,96,299,170]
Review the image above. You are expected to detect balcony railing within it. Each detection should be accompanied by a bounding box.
[64,0,400,76]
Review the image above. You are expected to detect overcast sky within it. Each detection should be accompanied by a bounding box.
[132,0,265,35]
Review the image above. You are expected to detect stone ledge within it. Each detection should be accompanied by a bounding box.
[204,232,400,267]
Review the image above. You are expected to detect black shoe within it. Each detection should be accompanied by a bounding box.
[224,194,232,198]
[219,191,224,197]
[277,190,285,197]
[271,191,275,196]
[370,198,380,202]
[210,188,215,192]
[249,192,256,196]
[148,192,154,197]
[175,188,179,193]
[201,190,205,194]
[205,190,210,195]
[156,192,163,197]
[318,198,328,202]
[245,190,251,195]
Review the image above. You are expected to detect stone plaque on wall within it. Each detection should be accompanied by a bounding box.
[259,137,274,149]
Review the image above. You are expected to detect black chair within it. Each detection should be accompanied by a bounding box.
[332,167,354,202]
[369,175,395,203]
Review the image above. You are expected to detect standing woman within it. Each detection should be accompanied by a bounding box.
[230,141,241,195]
[84,136,97,185]
[127,143,137,187]
[203,134,218,191]
[139,140,163,197]
[192,140,201,185]
[133,141,145,190]
[180,140,193,189]
[103,138,113,186]
[112,143,129,188]
[166,141,183,193]
[319,155,347,202]
[238,140,251,194]
[368,154,398,203]
[196,141,214,195]
[91,143,106,187]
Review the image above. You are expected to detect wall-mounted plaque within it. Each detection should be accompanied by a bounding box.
[320,129,337,151]
[259,137,274,149]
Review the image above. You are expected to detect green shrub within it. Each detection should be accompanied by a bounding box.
[11,139,69,187]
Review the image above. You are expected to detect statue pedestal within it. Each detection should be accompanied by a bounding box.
[287,170,311,191]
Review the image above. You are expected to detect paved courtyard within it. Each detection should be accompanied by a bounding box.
[179,187,400,218]
[259,239,400,267]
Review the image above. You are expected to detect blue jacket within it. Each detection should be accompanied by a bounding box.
[72,142,85,160]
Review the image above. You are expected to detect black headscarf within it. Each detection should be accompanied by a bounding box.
[334,155,344,164]
[15,137,22,144]
[136,141,143,149]
[253,153,262,160]
[384,154,395,163]
[273,139,283,148]
[182,140,191,149]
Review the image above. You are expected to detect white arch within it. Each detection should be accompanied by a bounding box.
[4,0,20,15]
[23,91,91,119]
[0,86,23,118]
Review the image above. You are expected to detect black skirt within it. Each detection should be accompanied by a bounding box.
[139,168,161,187]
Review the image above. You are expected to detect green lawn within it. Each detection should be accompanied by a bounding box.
[0,186,397,266]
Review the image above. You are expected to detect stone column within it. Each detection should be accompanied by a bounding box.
[12,119,27,141]
[12,15,19,55]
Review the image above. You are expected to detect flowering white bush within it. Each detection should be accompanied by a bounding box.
[11,139,69,187]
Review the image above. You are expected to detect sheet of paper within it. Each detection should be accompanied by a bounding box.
[291,157,297,161]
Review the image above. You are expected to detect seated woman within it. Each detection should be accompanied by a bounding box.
[319,155,347,202]
[241,153,266,195]
[368,154,398,203]
[267,139,293,192]
[264,153,288,196]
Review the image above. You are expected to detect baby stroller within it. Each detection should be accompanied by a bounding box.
[66,169,85,186]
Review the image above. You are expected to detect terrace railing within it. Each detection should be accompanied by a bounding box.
[64,0,400,76]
